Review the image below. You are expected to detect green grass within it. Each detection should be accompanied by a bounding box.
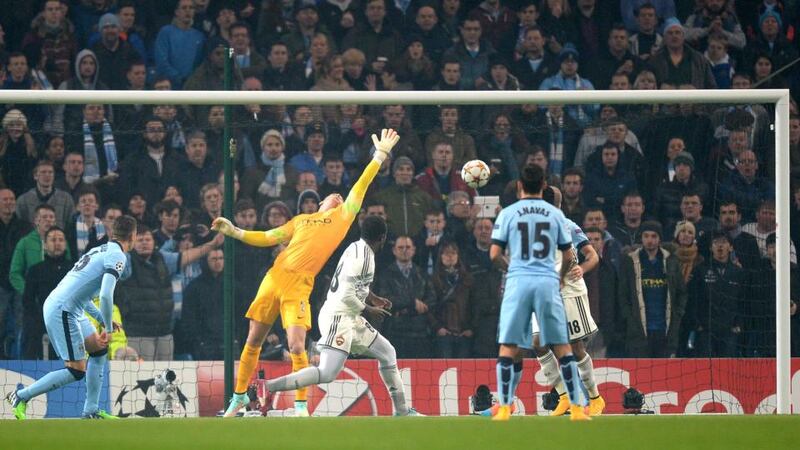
[1,415,797,450]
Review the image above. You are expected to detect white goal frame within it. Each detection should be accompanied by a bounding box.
[0,88,792,414]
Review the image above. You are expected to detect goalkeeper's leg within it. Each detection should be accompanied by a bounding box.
[287,325,311,416]
[266,348,347,391]
[363,334,410,416]
[224,319,271,417]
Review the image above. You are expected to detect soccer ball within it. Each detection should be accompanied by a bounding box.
[461,159,490,189]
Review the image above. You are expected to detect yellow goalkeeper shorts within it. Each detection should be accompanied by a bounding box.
[246,267,314,330]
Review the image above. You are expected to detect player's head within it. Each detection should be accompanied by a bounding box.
[112,215,138,251]
[361,215,387,251]
[319,193,343,212]
[542,185,562,209]
[517,165,546,197]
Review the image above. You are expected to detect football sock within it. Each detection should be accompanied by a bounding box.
[290,351,309,402]
[496,357,513,406]
[577,354,600,398]
[234,343,261,394]
[537,350,562,387]
[379,364,408,415]
[510,361,523,400]
[18,368,83,402]
[267,349,346,391]
[83,350,107,414]
[559,354,586,406]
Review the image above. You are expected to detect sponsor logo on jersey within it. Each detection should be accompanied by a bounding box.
[301,218,333,226]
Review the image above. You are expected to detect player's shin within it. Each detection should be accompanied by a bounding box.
[577,354,599,398]
[496,356,514,406]
[536,349,562,387]
[558,354,587,406]
[83,348,108,415]
[510,361,523,399]
[379,364,408,416]
[290,351,309,402]
[234,343,262,394]
[17,367,85,402]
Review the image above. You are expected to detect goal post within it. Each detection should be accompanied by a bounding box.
[0,87,791,415]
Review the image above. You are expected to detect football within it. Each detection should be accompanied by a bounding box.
[461,159,490,189]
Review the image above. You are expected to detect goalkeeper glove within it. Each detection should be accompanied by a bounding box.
[211,217,244,240]
[371,128,400,164]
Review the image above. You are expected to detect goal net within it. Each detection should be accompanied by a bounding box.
[0,88,792,418]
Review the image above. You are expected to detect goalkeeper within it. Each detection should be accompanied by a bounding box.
[214,129,400,418]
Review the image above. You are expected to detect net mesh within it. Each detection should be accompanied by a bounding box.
[0,96,788,417]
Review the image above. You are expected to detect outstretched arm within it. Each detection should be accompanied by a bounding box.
[212,217,295,247]
[343,129,400,218]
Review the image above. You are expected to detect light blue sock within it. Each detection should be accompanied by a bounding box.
[496,357,513,406]
[83,353,107,414]
[559,355,586,406]
[510,361,523,400]
[17,368,81,402]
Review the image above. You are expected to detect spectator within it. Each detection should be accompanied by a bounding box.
[262,42,305,91]
[116,226,222,361]
[0,109,38,196]
[318,155,349,199]
[709,127,751,186]
[196,183,224,229]
[21,226,70,359]
[478,113,529,188]
[114,61,148,150]
[538,0,577,52]
[653,152,711,231]
[751,53,788,90]
[583,226,621,357]
[54,152,88,202]
[374,156,435,237]
[647,138,688,192]
[176,130,220,211]
[55,50,108,134]
[413,208,451,275]
[686,230,745,357]
[462,217,493,274]
[409,5,451,64]
[9,204,70,297]
[618,221,687,357]
[648,18,717,89]
[718,149,775,223]
[671,193,719,251]
[20,0,77,88]
[230,21,266,80]
[341,0,401,74]
[583,143,637,222]
[586,24,641,91]
[66,104,121,204]
[620,0,676,33]
[183,36,227,92]
[444,191,476,244]
[2,52,50,133]
[583,119,645,190]
[442,18,495,90]
[539,44,597,126]
[370,105,425,171]
[669,220,704,288]
[177,249,227,360]
[126,192,156,229]
[433,58,463,92]
[283,1,331,62]
[154,104,188,156]
[152,200,182,249]
[16,160,75,229]
[416,142,475,205]
[574,105,643,169]
[469,264,504,358]
[429,241,474,358]
[510,26,558,90]
[718,200,762,271]
[468,0,515,50]
[684,0,746,52]
[71,0,114,45]
[0,189,31,358]
[65,188,105,257]
[527,102,581,178]
[296,189,320,215]
[583,207,623,270]
[609,191,646,251]
[210,3,237,42]
[704,33,734,89]
[743,200,797,264]
[43,135,66,177]
[571,0,616,65]
[393,37,438,91]
[311,56,353,121]
[261,200,293,231]
[561,168,587,224]
[340,48,370,91]
[86,1,147,62]
[232,199,273,331]
[424,106,477,170]
[289,122,327,183]
[119,118,182,207]
[745,9,799,72]
[501,1,540,60]
[374,236,435,358]
[628,3,662,60]
[91,13,139,90]
[155,0,206,89]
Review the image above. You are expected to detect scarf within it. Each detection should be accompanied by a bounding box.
[76,215,106,256]
[258,153,286,198]
[546,111,565,176]
[82,120,118,182]
[166,120,186,153]
[675,245,699,284]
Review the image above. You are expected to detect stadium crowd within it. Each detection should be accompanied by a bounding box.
[1,0,800,362]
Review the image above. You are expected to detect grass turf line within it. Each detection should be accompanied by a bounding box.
[0,415,796,450]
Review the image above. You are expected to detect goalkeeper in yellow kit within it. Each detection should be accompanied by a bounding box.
[214,129,400,417]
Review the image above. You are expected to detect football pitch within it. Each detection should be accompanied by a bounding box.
[1,415,797,450]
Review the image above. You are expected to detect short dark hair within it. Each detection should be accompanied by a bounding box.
[361,215,387,243]
[636,2,656,15]
[155,199,181,217]
[718,200,739,213]
[519,165,546,195]
[112,215,138,241]
[562,167,584,182]
[44,226,65,240]
[229,21,251,36]
[235,198,256,215]
[35,203,56,216]
[77,187,100,203]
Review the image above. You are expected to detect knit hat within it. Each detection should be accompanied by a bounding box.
[673,220,696,240]
[305,121,326,140]
[673,151,695,170]
[297,189,321,214]
[98,13,120,29]
[663,17,683,33]
[392,156,415,174]
[640,220,663,239]
[558,43,579,62]
[759,10,783,30]
[2,109,27,130]
[260,129,285,149]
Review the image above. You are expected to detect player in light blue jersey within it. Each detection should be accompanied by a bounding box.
[5,216,138,420]
[489,166,589,421]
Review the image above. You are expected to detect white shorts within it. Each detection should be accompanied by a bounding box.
[317,312,379,355]
[532,294,597,343]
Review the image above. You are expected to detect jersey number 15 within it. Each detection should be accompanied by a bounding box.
[517,222,550,260]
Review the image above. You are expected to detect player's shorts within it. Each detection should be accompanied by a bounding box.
[317,312,379,356]
[44,307,95,361]
[498,276,568,348]
[532,293,598,343]
[246,267,314,330]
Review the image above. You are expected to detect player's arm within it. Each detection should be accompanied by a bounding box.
[577,242,599,274]
[84,300,104,324]
[366,291,392,309]
[490,210,509,271]
[178,232,224,268]
[557,216,574,283]
[212,217,295,247]
[97,272,118,331]
[342,129,400,219]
